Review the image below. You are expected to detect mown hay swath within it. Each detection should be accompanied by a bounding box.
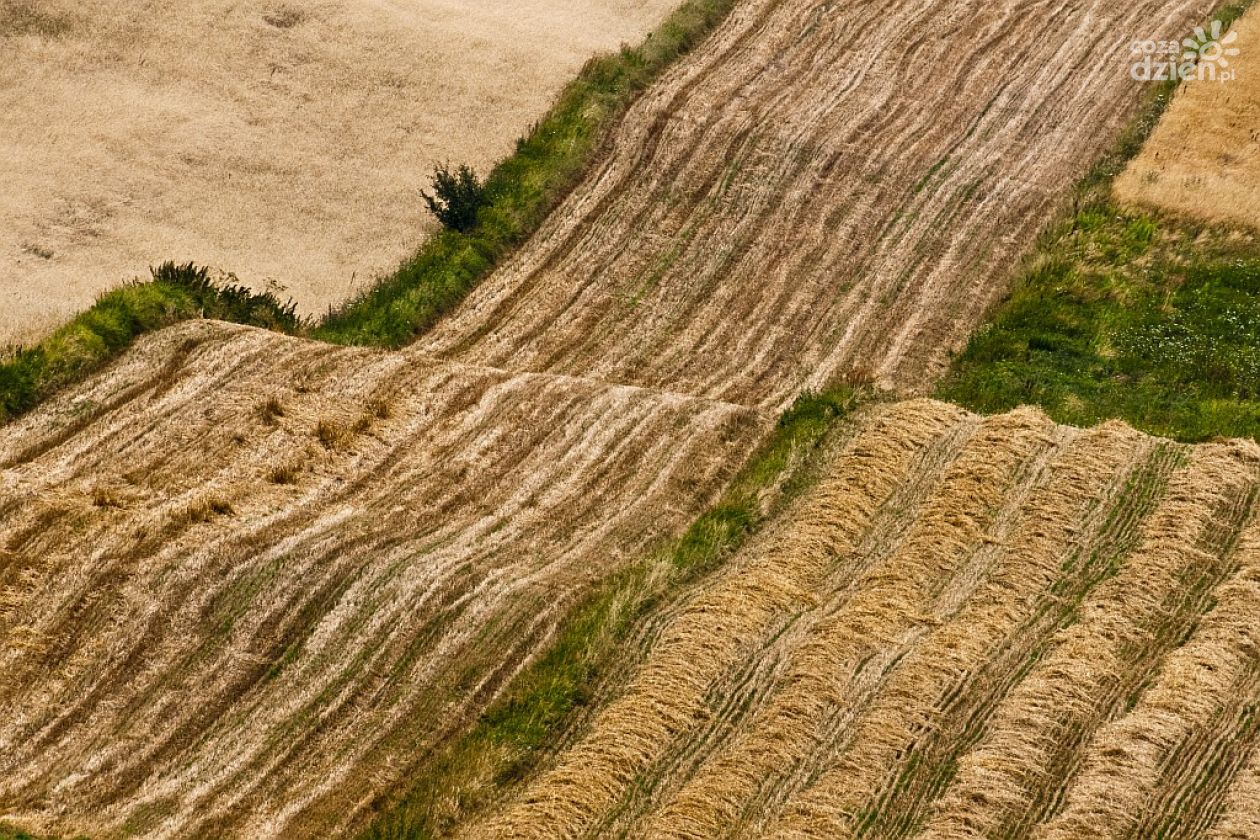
[0,323,768,838]
[0,0,1231,836]
[458,402,1260,839]
[1034,515,1260,839]
[638,409,1059,839]
[468,400,969,840]
[767,420,1156,838]
[421,0,1220,402]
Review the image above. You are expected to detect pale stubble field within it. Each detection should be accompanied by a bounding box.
[0,0,676,345]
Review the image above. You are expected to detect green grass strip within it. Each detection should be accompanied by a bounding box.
[312,0,736,347]
[0,0,738,428]
[936,208,1260,442]
[359,389,865,839]
[0,263,297,424]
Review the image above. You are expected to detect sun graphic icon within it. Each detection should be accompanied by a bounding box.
[1183,19,1241,68]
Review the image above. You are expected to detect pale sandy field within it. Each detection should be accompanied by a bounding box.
[1116,7,1260,228]
[0,0,676,345]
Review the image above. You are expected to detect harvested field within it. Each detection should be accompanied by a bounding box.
[464,399,1260,840]
[1116,7,1260,230]
[421,0,1219,403]
[0,0,676,345]
[0,0,1233,837]
[0,321,768,838]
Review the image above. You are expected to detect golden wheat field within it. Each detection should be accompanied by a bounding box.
[0,0,676,346]
[0,0,1240,838]
[469,399,1260,840]
[1116,5,1260,230]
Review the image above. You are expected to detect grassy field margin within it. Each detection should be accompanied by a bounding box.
[0,263,297,424]
[313,0,736,346]
[359,389,867,839]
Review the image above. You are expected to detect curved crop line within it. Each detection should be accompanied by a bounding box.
[1034,518,1260,838]
[464,399,967,840]
[767,420,1151,839]
[918,440,1260,839]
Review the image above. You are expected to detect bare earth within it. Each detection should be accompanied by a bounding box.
[0,0,677,345]
[0,0,1222,837]
[1117,7,1260,230]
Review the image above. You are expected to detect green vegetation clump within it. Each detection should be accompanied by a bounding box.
[313,0,740,348]
[0,262,297,424]
[421,164,486,234]
[938,0,1260,444]
[359,388,865,839]
[0,0,738,428]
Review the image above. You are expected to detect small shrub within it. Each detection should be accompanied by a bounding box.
[1,261,299,426]
[421,163,486,234]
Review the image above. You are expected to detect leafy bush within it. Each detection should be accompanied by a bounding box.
[421,163,486,233]
[150,262,300,330]
[315,0,739,349]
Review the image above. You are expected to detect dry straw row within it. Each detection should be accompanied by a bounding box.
[640,407,1057,839]
[1209,683,1260,840]
[919,440,1260,839]
[467,399,969,839]
[1035,510,1260,839]
[768,420,1149,838]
